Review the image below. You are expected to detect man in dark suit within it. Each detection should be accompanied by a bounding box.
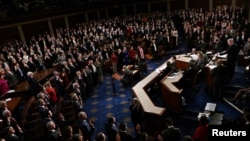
[4,66,18,88]
[27,71,41,97]
[13,62,25,82]
[210,59,227,101]
[220,38,238,79]
[77,111,95,141]
[45,120,62,141]
[117,121,135,141]
[52,71,65,98]
[105,116,119,141]
[157,117,182,141]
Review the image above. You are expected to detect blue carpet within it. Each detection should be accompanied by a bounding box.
[82,51,245,139]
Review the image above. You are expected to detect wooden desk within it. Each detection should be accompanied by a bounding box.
[160,72,183,113]
[174,55,191,70]
[132,61,167,136]
[6,97,23,112]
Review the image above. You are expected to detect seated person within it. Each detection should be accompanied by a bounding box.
[120,65,133,86]
[190,48,198,61]
[243,37,250,56]
[161,61,174,76]
[229,86,250,102]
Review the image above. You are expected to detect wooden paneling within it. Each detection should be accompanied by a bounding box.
[68,13,85,28]
[51,17,66,31]
[213,0,231,7]
[151,2,167,12]
[99,9,107,20]
[236,0,250,7]
[108,7,124,18]
[88,11,99,21]
[170,0,185,11]
[22,21,49,41]
[0,27,20,44]
[189,0,209,10]
[136,3,148,14]
[125,5,134,16]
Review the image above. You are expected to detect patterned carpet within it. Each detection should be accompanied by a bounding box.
[82,50,246,139]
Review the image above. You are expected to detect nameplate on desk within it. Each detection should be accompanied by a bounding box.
[167,73,177,79]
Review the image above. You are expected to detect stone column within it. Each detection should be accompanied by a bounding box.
[48,20,54,35]
[17,25,25,42]
[64,16,69,28]
[97,10,100,21]
[85,12,89,23]
[167,0,170,12]
[123,6,127,16]
[185,0,188,10]
[105,8,109,19]
[209,0,213,11]
[248,7,250,22]
[232,0,236,8]
[133,4,136,15]
[148,3,151,13]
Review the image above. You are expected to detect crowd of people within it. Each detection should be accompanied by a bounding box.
[0,3,250,141]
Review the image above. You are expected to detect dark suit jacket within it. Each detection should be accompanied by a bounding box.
[46,130,62,141]
[210,64,227,85]
[105,123,119,141]
[77,119,95,141]
[118,131,135,141]
[5,71,18,88]
[161,127,182,141]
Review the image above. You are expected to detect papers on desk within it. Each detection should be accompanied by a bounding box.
[209,113,224,125]
[197,112,210,119]
[7,89,15,93]
[190,54,198,61]
[205,102,216,112]
[5,98,11,102]
[208,64,217,69]
[167,72,177,79]
[217,54,227,58]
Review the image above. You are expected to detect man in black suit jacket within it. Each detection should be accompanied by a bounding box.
[220,38,238,79]
[45,120,62,141]
[157,117,182,141]
[105,116,119,141]
[210,59,227,101]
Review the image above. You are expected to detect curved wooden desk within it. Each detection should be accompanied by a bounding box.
[160,72,183,113]
[132,61,167,136]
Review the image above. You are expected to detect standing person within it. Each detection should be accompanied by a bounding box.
[4,66,18,88]
[95,57,104,83]
[219,38,238,79]
[77,111,95,141]
[26,71,41,97]
[117,49,124,72]
[53,71,65,98]
[157,117,182,141]
[210,59,227,101]
[44,81,58,114]
[138,45,145,63]
[129,98,143,130]
[110,51,118,73]
[116,121,135,141]
[192,115,209,141]
[105,116,119,141]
